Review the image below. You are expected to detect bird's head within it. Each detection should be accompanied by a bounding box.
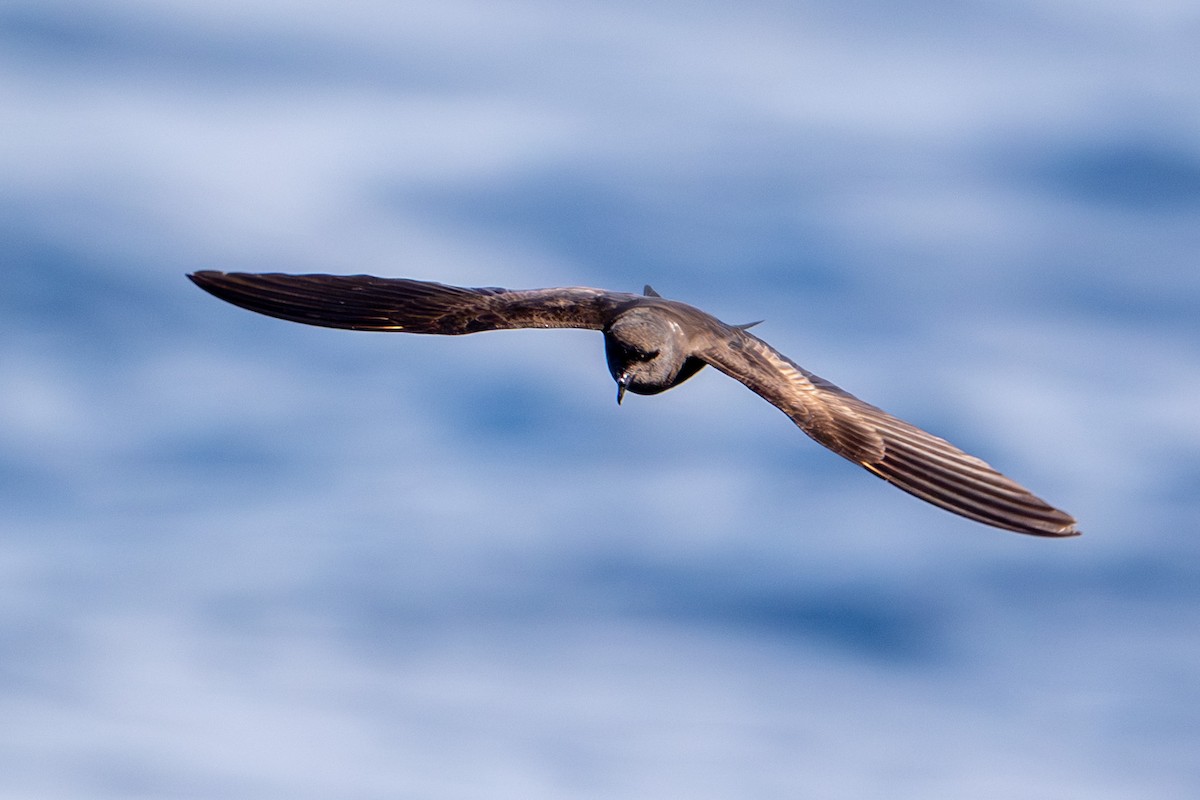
[604,308,690,404]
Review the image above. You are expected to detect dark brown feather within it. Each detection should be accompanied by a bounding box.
[697,326,1079,537]
[187,272,633,334]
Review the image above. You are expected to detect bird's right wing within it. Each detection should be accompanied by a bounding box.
[697,325,1079,537]
[188,271,636,334]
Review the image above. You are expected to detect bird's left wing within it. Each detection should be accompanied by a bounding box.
[695,323,1078,537]
[188,271,635,334]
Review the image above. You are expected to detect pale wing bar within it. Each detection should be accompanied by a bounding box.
[187,272,627,334]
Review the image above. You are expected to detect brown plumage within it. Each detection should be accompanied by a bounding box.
[188,271,1079,537]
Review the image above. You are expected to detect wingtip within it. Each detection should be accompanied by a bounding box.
[1022,514,1081,538]
[187,270,222,288]
[1038,508,1081,538]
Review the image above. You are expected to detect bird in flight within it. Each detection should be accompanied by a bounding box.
[189,271,1078,537]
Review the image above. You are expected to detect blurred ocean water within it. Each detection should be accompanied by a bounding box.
[2,1,1199,797]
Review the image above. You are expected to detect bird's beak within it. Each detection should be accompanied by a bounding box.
[616,373,629,405]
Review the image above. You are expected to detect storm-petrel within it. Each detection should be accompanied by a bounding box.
[189,271,1078,537]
